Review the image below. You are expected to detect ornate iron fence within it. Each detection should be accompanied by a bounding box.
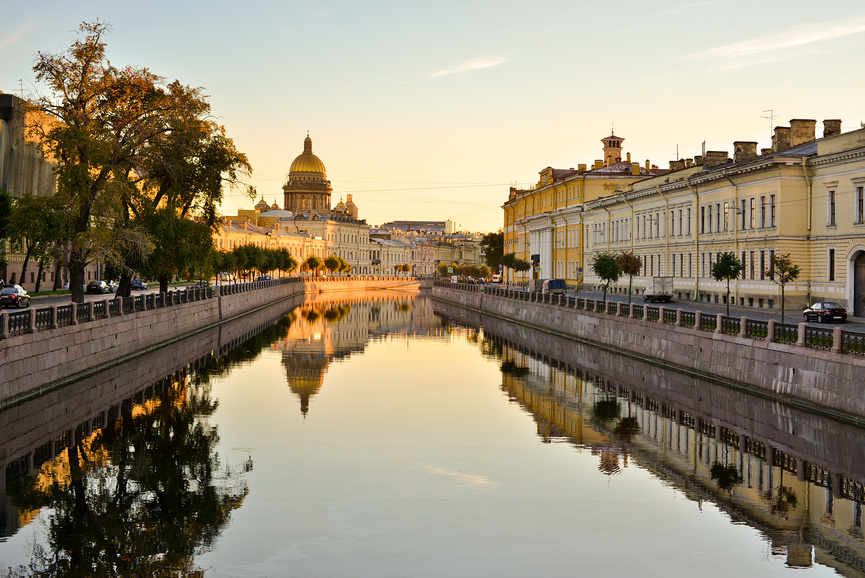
[35,308,52,330]
[720,316,740,335]
[632,305,644,319]
[663,309,677,324]
[7,311,30,335]
[57,305,73,327]
[842,331,865,355]
[94,301,107,319]
[745,319,768,339]
[680,311,695,327]
[804,326,833,350]
[108,299,120,317]
[699,314,717,331]
[774,323,798,344]
[646,307,659,321]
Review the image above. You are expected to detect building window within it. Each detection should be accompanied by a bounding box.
[654,213,660,238]
[715,202,721,232]
[759,251,765,280]
[687,207,691,235]
[829,248,835,281]
[700,206,705,234]
[828,190,836,226]
[750,251,756,279]
[857,186,865,224]
[741,251,747,280]
[760,196,766,228]
[740,199,747,230]
[770,194,776,227]
[678,209,683,236]
[749,198,756,229]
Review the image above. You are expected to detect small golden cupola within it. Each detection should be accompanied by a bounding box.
[601,132,624,166]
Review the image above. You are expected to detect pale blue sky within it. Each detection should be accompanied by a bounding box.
[2,1,864,231]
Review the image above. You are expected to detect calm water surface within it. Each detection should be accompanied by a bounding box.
[1,293,862,577]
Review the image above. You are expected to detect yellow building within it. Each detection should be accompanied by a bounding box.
[502,133,666,285]
[581,118,865,314]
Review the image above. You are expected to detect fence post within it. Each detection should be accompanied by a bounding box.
[28,308,36,333]
[616,302,623,316]
[714,313,724,333]
[796,323,806,346]
[71,302,78,325]
[832,326,843,353]
[89,302,96,321]
[739,316,748,338]
[629,303,634,318]
[675,309,682,326]
[766,320,775,342]
[0,311,7,339]
[695,311,702,328]
[50,305,58,329]
[658,306,665,323]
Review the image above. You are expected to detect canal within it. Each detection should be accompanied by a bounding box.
[1,291,864,577]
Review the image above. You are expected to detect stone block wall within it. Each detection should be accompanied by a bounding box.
[432,286,865,419]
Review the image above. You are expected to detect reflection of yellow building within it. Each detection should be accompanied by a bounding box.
[272,291,439,415]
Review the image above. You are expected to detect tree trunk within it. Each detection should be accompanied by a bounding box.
[20,245,32,288]
[628,275,633,305]
[68,250,87,304]
[116,272,132,298]
[780,284,786,324]
[159,272,169,293]
[34,259,45,292]
[726,279,730,317]
[52,261,63,291]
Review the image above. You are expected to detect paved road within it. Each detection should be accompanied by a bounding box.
[493,284,865,332]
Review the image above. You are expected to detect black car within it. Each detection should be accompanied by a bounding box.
[86,281,112,294]
[803,302,848,323]
[0,285,30,308]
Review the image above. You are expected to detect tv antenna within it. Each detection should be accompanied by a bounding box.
[760,109,775,139]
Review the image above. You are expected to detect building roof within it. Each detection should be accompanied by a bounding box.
[289,135,327,175]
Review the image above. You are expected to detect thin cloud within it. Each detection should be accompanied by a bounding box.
[0,22,38,53]
[430,57,506,78]
[685,17,865,60]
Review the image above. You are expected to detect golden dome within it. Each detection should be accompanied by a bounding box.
[289,135,327,175]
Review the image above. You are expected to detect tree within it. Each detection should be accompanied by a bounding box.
[29,21,246,303]
[401,263,411,275]
[437,263,450,278]
[303,255,322,277]
[324,254,340,276]
[0,189,12,280]
[480,231,504,271]
[591,252,621,302]
[616,252,642,304]
[712,252,743,316]
[510,256,531,283]
[766,253,800,323]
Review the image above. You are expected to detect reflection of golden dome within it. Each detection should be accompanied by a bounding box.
[289,135,327,175]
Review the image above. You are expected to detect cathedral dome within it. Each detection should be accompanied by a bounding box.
[289,135,327,175]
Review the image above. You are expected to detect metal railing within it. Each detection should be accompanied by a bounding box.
[774,323,798,344]
[720,316,740,335]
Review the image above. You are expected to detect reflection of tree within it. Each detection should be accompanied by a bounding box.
[6,379,248,576]
[770,486,798,519]
[191,313,296,385]
[500,361,529,377]
[613,417,640,443]
[710,463,743,492]
[593,398,620,423]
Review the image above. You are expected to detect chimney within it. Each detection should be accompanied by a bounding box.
[594,159,604,169]
[645,160,650,170]
[761,148,773,156]
[823,119,842,138]
[694,155,703,165]
[772,126,791,151]
[790,119,816,146]
[733,141,758,163]
[578,163,587,173]
[626,152,631,163]
[669,159,685,171]
[685,158,694,168]
[705,151,729,168]
[631,163,640,176]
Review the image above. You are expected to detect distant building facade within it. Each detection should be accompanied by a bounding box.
[579,118,865,313]
[502,132,666,285]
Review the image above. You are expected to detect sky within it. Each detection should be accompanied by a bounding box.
[2,1,864,232]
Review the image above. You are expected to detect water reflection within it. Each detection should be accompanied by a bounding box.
[3,376,248,577]
[435,303,865,574]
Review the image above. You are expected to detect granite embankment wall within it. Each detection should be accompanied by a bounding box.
[1,278,420,408]
[433,285,865,422]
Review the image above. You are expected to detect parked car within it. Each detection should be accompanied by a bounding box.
[0,285,30,308]
[86,281,112,294]
[256,275,273,281]
[803,302,847,323]
[130,279,148,290]
[186,280,211,290]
